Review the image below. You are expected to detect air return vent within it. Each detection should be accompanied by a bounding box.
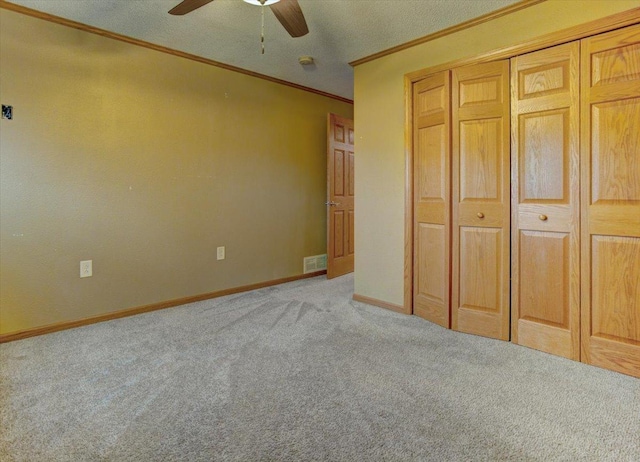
[303,254,327,274]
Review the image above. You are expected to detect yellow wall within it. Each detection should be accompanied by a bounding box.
[0,9,353,335]
[353,0,639,306]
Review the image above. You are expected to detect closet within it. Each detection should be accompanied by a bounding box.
[411,23,640,378]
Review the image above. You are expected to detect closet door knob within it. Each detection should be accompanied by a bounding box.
[477,212,485,219]
[539,214,548,221]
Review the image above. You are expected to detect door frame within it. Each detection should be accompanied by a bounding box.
[402,8,640,315]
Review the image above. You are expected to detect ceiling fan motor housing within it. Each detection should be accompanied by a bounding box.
[243,0,281,5]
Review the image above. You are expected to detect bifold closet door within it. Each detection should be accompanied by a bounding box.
[510,42,580,359]
[452,61,510,340]
[581,24,640,378]
[413,71,451,328]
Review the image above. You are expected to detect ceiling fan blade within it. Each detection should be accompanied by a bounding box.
[270,0,309,38]
[169,0,215,15]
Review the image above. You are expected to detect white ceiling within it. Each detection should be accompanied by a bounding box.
[5,0,522,100]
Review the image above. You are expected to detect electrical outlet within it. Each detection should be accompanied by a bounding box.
[80,260,92,278]
[216,246,225,260]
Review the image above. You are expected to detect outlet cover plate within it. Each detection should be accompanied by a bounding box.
[80,260,92,278]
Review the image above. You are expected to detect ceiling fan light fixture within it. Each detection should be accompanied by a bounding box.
[243,0,281,6]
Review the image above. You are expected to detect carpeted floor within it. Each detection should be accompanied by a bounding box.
[1,274,639,461]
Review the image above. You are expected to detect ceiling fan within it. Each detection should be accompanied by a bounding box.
[168,0,309,38]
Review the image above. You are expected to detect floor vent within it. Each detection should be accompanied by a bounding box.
[304,254,327,274]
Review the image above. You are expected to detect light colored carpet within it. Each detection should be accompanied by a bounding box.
[1,274,639,461]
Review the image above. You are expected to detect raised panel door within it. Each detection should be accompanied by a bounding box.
[413,71,451,327]
[452,61,510,340]
[511,42,580,360]
[327,114,355,278]
[581,24,640,378]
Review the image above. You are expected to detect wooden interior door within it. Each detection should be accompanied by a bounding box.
[452,61,510,340]
[510,42,581,359]
[413,71,451,327]
[580,24,640,378]
[327,113,355,279]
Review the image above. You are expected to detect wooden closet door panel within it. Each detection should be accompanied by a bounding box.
[413,71,451,327]
[581,24,640,378]
[511,42,580,360]
[452,61,510,340]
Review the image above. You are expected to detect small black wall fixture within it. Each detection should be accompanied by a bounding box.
[2,105,13,120]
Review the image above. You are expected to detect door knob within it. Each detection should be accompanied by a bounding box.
[539,214,548,221]
[477,212,485,219]
[325,201,340,206]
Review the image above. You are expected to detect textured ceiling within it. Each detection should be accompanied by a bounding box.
[5,0,522,100]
